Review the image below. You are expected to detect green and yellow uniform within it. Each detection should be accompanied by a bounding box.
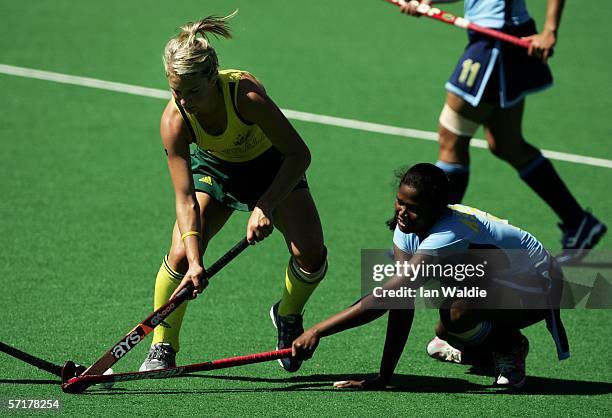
[177,69,307,211]
[152,70,321,351]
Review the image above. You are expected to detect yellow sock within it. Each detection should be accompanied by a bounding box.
[151,256,188,352]
[278,256,327,316]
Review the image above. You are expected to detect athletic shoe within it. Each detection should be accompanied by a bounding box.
[493,336,529,388]
[270,301,303,372]
[557,211,607,265]
[426,337,462,364]
[139,343,176,372]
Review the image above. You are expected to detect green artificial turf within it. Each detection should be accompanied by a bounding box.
[0,0,610,416]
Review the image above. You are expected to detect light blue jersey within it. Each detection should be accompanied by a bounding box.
[394,204,569,360]
[393,204,549,282]
[465,0,531,28]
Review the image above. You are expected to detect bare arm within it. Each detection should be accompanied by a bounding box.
[293,248,430,389]
[160,101,206,298]
[236,76,311,242]
[542,0,565,36]
[525,0,565,62]
[375,245,417,384]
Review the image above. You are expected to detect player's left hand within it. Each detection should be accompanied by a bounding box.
[332,375,389,390]
[523,30,556,63]
[246,206,274,243]
[292,328,320,360]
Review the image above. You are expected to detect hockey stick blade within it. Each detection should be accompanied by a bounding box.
[62,348,291,393]
[66,237,250,381]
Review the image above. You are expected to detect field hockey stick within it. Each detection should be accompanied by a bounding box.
[61,348,291,393]
[385,0,531,49]
[0,341,74,378]
[62,237,250,383]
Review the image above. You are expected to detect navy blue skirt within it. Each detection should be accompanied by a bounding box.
[446,19,553,108]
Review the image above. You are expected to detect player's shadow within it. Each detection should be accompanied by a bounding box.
[195,373,612,395]
[189,373,481,393]
[81,372,612,396]
[0,378,59,385]
[484,376,612,395]
[82,373,476,395]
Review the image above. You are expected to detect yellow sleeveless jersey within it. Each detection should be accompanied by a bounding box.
[174,69,273,163]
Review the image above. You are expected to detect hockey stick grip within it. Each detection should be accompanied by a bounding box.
[384,0,531,49]
[204,237,250,279]
[172,237,250,299]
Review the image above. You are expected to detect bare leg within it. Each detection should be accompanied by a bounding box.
[167,192,234,273]
[150,193,233,353]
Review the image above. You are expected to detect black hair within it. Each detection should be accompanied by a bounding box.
[400,163,450,209]
[386,163,450,230]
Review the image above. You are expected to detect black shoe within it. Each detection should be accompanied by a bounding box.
[493,336,529,388]
[557,211,607,265]
[270,301,303,372]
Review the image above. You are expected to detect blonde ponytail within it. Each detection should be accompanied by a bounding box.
[163,10,237,78]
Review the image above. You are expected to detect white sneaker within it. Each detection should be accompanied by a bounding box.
[139,343,176,372]
[426,337,462,364]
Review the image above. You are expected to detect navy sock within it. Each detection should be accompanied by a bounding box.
[436,161,469,203]
[519,154,583,228]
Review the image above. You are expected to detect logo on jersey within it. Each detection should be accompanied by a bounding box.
[199,176,213,185]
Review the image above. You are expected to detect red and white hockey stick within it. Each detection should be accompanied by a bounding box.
[385,0,531,49]
[62,237,250,383]
[61,348,292,393]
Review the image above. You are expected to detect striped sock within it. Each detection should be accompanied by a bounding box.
[278,256,327,316]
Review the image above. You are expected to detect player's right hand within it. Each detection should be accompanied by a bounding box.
[292,328,320,360]
[399,0,426,17]
[524,29,556,63]
[170,264,207,300]
[246,206,274,244]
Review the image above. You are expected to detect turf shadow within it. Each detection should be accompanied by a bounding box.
[83,373,612,396]
[79,373,481,395]
[0,378,59,385]
[469,376,612,396]
[2,372,610,396]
